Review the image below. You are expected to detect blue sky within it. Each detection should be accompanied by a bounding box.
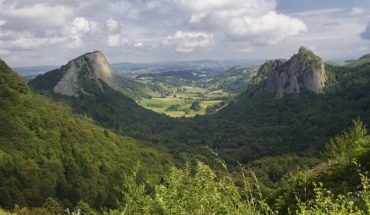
[0,0,370,66]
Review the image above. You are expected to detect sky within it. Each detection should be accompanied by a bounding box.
[0,0,370,67]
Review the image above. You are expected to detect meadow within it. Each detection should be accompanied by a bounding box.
[137,82,231,117]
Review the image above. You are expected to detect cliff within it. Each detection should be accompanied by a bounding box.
[30,51,117,97]
[253,47,327,98]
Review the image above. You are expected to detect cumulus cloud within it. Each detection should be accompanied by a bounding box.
[0,0,367,66]
[13,35,65,48]
[182,0,307,44]
[0,3,73,33]
[181,0,275,15]
[225,11,307,44]
[107,34,129,47]
[361,22,370,40]
[133,42,143,47]
[106,18,119,33]
[164,31,214,52]
[69,17,98,48]
[351,7,365,16]
[109,0,176,19]
[107,0,306,45]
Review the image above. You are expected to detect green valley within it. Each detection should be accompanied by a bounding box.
[137,85,230,117]
[2,48,370,214]
[123,67,256,117]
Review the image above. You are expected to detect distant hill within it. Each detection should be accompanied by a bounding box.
[112,59,260,77]
[345,53,370,67]
[199,66,257,94]
[137,70,198,81]
[13,65,58,81]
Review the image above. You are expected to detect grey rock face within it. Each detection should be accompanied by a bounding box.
[253,47,327,98]
[53,51,117,96]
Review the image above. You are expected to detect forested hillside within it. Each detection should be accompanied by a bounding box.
[0,59,174,210]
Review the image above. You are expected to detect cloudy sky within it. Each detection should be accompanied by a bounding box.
[1,0,370,67]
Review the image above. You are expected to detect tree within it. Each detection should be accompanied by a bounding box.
[325,118,369,163]
[121,162,273,215]
[190,101,201,111]
[76,200,97,215]
[43,197,64,215]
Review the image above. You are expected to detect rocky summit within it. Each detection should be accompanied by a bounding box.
[30,51,117,97]
[253,47,327,98]
[54,51,118,96]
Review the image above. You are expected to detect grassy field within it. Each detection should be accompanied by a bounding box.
[137,84,230,117]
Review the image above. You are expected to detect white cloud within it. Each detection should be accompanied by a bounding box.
[226,11,307,44]
[133,42,143,47]
[180,0,275,15]
[182,0,307,44]
[164,31,214,52]
[0,0,368,66]
[69,17,98,48]
[13,35,65,48]
[351,7,365,16]
[282,8,368,60]
[106,18,119,33]
[107,34,129,47]
[0,3,73,31]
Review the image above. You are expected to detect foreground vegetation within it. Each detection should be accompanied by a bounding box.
[1,118,370,214]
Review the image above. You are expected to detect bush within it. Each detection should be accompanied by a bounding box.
[190,101,201,111]
[295,174,370,215]
[119,162,274,215]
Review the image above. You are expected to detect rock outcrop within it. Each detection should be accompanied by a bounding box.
[29,51,117,97]
[54,51,117,96]
[253,47,327,98]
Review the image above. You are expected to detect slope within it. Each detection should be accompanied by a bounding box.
[198,66,257,94]
[201,48,370,163]
[0,58,174,209]
[28,52,183,141]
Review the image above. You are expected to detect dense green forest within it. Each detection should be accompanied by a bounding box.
[0,59,174,210]
[1,118,370,214]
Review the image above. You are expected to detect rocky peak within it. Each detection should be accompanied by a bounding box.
[253,47,327,98]
[252,59,287,85]
[52,51,117,96]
